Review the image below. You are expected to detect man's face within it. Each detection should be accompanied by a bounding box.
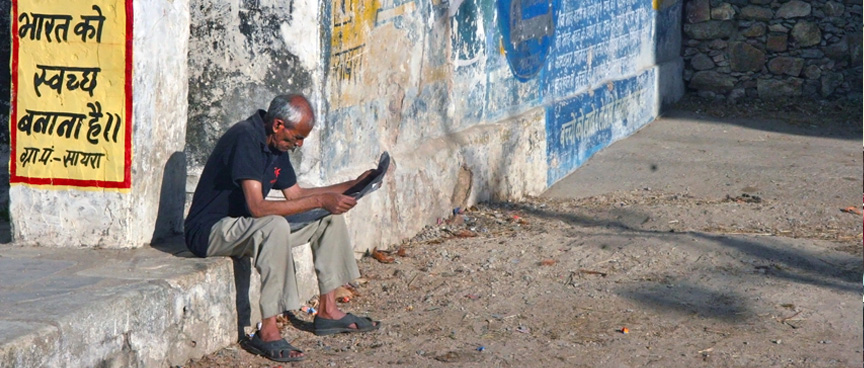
[269,116,312,153]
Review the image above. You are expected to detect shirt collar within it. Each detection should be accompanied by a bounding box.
[251,110,275,154]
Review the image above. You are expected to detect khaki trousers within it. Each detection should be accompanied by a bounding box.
[207,214,360,319]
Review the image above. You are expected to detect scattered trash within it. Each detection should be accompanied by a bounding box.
[840,206,862,215]
[350,277,369,287]
[539,259,557,266]
[515,326,530,334]
[396,247,408,257]
[406,305,414,311]
[476,346,485,352]
[579,269,608,277]
[620,327,629,334]
[434,350,481,363]
[453,207,464,215]
[334,285,358,303]
[300,306,317,315]
[725,193,762,203]
[371,248,395,263]
[452,229,478,238]
[772,339,782,344]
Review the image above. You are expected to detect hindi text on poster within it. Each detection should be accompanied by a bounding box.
[10,1,132,189]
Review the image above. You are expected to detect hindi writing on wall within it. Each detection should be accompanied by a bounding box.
[11,1,132,189]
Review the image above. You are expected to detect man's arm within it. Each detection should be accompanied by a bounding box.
[281,169,376,200]
[241,180,357,217]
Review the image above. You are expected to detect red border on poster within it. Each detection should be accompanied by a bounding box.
[9,1,133,189]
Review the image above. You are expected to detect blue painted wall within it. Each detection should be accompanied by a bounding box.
[323,0,682,195]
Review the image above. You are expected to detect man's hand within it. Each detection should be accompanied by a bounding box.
[354,169,376,186]
[321,193,357,214]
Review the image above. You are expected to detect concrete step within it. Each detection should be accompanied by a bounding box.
[0,238,320,367]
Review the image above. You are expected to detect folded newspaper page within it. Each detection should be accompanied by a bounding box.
[284,152,390,231]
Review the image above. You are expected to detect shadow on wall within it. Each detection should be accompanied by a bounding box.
[655,0,685,112]
[151,151,188,244]
[1,2,9,145]
[0,4,10,244]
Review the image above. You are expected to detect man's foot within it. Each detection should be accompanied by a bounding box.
[240,333,305,362]
[313,313,381,336]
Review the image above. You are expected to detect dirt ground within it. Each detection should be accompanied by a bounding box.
[186,97,863,368]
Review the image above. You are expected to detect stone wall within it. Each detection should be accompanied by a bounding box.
[683,0,863,101]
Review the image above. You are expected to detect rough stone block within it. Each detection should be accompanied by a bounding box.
[687,0,712,23]
[803,65,822,79]
[767,57,805,76]
[798,48,825,59]
[820,72,844,96]
[849,34,863,64]
[709,39,729,50]
[728,88,747,102]
[824,39,850,60]
[757,78,803,98]
[740,5,774,21]
[684,47,701,57]
[742,22,768,37]
[802,80,821,96]
[824,1,846,16]
[692,54,717,70]
[767,33,789,52]
[690,71,737,92]
[684,21,736,39]
[711,3,737,20]
[791,22,822,47]
[776,0,812,18]
[768,24,789,33]
[729,42,767,72]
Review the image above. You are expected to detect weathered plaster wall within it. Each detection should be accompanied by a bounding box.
[320,0,685,251]
[185,0,323,182]
[8,0,190,248]
[185,0,683,253]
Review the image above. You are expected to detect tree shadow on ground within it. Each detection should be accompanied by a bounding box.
[619,283,751,322]
[668,96,863,141]
[488,201,861,322]
[488,202,862,293]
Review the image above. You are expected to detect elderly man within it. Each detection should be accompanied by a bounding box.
[184,94,379,362]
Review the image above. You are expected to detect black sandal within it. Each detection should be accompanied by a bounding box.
[313,313,381,336]
[240,333,305,362]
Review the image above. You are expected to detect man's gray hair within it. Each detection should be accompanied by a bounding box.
[265,94,314,129]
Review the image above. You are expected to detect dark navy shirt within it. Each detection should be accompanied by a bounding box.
[184,110,297,257]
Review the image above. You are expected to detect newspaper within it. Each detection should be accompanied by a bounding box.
[284,152,390,231]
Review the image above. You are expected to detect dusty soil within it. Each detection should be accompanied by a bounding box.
[186,98,863,368]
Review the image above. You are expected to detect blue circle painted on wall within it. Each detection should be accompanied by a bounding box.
[498,0,557,81]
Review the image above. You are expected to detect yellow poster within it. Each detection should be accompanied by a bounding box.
[11,0,132,189]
